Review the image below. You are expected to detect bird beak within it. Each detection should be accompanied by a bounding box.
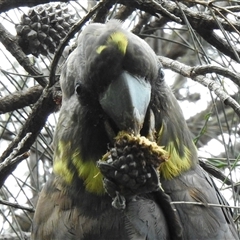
[99,71,151,136]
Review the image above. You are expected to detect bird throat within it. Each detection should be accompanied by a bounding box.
[53,111,194,196]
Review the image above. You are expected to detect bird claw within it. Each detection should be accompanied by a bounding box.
[102,177,119,198]
[101,177,126,210]
[97,161,116,179]
[112,191,126,210]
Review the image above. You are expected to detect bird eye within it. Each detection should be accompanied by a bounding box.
[158,68,165,81]
[75,83,82,95]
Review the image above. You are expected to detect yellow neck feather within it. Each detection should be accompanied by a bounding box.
[158,141,192,179]
[157,125,195,179]
[53,141,105,195]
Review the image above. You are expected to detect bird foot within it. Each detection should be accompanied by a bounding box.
[112,191,126,210]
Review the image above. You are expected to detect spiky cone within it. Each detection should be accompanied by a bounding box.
[98,131,169,197]
[16,3,77,57]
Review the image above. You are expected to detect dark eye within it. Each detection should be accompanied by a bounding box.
[75,83,82,96]
[158,68,165,81]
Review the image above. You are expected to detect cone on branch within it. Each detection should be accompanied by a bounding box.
[16,3,77,57]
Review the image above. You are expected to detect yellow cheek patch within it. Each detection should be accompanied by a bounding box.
[53,141,74,184]
[53,160,74,184]
[157,125,194,179]
[72,152,105,195]
[96,31,128,55]
[53,141,105,195]
[158,141,192,179]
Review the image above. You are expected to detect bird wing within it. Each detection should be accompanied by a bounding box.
[161,165,238,239]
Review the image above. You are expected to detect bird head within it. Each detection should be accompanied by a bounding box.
[53,20,198,195]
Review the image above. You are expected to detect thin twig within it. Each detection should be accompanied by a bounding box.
[0,68,54,79]
[132,12,152,34]
[158,56,240,118]
[191,65,240,87]
[1,133,31,162]
[113,5,135,21]
[0,133,31,173]
[199,159,240,195]
[0,199,34,212]
[174,1,240,32]
[0,86,57,187]
[0,152,29,172]
[93,0,117,23]
[171,201,240,210]
[119,0,182,23]
[196,28,240,63]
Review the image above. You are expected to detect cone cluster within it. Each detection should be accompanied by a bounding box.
[16,3,76,56]
[100,132,169,194]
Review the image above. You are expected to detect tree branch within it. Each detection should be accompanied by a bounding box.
[0,23,47,87]
[0,198,34,212]
[199,159,240,195]
[119,0,182,23]
[113,5,135,21]
[93,0,117,23]
[0,86,57,187]
[158,56,240,118]
[196,28,240,62]
[191,65,240,87]
[132,12,152,34]
[0,85,43,114]
[163,1,240,32]
[120,0,240,32]
[0,152,30,188]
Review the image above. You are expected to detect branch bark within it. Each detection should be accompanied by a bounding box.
[0,85,43,114]
[0,23,47,87]
[0,86,57,187]
[158,56,240,118]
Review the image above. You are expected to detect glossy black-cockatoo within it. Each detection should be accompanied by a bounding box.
[31,20,238,240]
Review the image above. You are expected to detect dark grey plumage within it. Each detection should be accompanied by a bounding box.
[31,20,238,240]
